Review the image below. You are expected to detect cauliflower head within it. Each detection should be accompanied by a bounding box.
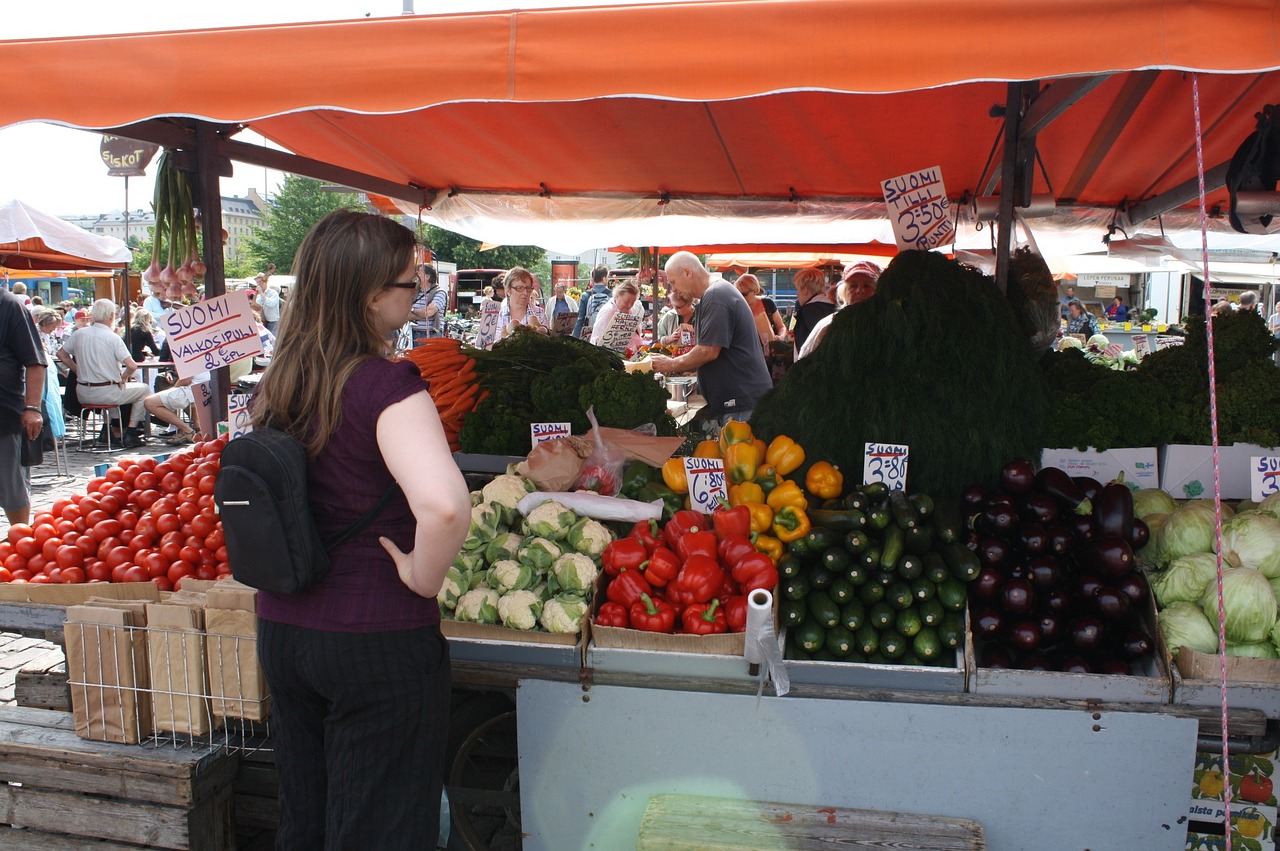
[523,500,578,542]
[567,516,614,559]
[488,559,536,595]
[539,594,589,634]
[484,531,524,565]
[438,564,470,611]
[482,474,536,511]
[462,502,503,551]
[518,536,563,573]
[497,589,544,631]
[550,552,599,596]
[454,588,500,624]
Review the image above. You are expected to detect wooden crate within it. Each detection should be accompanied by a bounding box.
[0,705,237,850]
[14,648,68,711]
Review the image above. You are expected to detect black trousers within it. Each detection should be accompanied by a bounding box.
[258,619,451,851]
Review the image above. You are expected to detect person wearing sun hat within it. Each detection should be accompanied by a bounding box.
[796,260,882,359]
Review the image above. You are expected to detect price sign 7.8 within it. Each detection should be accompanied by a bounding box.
[863,442,909,491]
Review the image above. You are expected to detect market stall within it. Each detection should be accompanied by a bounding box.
[5,2,1280,849]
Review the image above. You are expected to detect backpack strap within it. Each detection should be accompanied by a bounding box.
[323,481,400,550]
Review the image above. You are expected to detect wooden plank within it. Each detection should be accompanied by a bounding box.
[0,705,75,731]
[637,795,985,851]
[0,826,142,849]
[0,784,196,850]
[234,793,278,830]
[15,652,68,711]
[0,749,236,810]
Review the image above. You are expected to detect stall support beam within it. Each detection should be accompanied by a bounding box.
[194,121,230,425]
[994,81,1036,295]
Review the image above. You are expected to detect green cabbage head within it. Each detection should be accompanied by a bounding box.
[1199,567,1277,644]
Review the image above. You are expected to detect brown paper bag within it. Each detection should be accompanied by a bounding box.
[206,608,271,720]
[65,604,153,743]
[518,436,592,492]
[145,601,214,736]
[583,427,684,467]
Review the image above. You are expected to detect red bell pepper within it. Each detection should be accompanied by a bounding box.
[629,593,677,633]
[718,534,758,567]
[663,509,707,551]
[629,519,663,555]
[731,552,780,594]
[642,546,680,587]
[682,598,728,635]
[712,501,752,541]
[673,554,724,604]
[601,538,649,578]
[676,529,719,562]
[724,594,748,632]
[718,572,741,600]
[607,569,652,608]
[595,601,630,629]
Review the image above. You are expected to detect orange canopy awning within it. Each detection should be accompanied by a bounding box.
[3,0,1280,234]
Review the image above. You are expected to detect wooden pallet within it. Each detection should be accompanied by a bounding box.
[0,705,238,850]
[637,794,986,851]
[14,647,68,711]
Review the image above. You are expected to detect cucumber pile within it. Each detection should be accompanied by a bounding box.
[781,484,978,665]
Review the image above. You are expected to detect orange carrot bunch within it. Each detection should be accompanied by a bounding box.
[401,339,486,451]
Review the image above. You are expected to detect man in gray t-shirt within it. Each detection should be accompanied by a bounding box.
[651,252,772,421]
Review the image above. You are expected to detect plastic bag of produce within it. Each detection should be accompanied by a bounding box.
[574,406,626,496]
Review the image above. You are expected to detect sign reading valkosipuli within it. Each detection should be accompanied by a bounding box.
[163,291,263,379]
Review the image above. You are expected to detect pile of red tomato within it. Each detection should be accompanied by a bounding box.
[0,436,228,589]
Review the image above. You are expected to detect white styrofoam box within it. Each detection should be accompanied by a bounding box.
[1160,443,1279,501]
[1040,447,1161,488]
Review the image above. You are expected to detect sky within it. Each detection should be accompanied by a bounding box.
[0,0,681,217]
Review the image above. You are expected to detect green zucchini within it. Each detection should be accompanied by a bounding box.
[941,541,982,583]
[879,523,905,569]
[808,509,868,532]
[896,553,925,581]
[923,552,950,585]
[824,625,855,658]
[806,590,841,629]
[931,499,964,545]
[794,620,825,653]
[840,599,866,631]
[888,489,918,530]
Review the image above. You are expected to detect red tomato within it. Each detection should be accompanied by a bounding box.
[198,476,217,496]
[32,524,56,545]
[78,496,101,515]
[122,467,140,487]
[152,496,177,517]
[84,509,110,529]
[205,529,226,551]
[59,504,81,522]
[98,494,122,516]
[170,453,193,472]
[105,467,126,483]
[122,565,150,583]
[167,562,194,585]
[51,498,72,517]
[198,548,216,566]
[128,535,151,554]
[27,575,49,584]
[61,567,85,584]
[117,510,140,531]
[177,486,200,504]
[177,503,198,523]
[0,567,10,583]
[181,472,199,491]
[190,514,215,538]
[45,567,63,582]
[134,516,158,539]
[136,489,161,510]
[110,564,129,583]
[143,551,169,576]
[160,472,182,494]
[154,460,174,477]
[14,538,40,559]
[87,562,112,583]
[73,518,89,535]
[160,530,184,548]
[105,546,133,569]
[197,494,215,511]
[69,493,85,505]
[10,569,32,582]
[54,519,76,536]
[156,514,182,535]
[107,485,130,503]
[74,536,98,556]
[178,544,201,564]
[136,456,157,472]
[96,537,122,560]
[93,519,124,540]
[135,471,158,491]
[54,546,82,569]
[152,576,174,592]
[4,553,27,573]
[195,564,217,581]
[40,537,62,561]
[26,555,47,574]
[32,512,55,528]
[86,476,108,493]
[159,541,182,563]
[118,529,135,545]
[0,542,10,562]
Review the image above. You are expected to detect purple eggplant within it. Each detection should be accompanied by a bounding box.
[1046,524,1074,556]
[1009,619,1042,651]
[1000,459,1036,495]
[973,608,1006,639]
[1042,588,1073,615]
[1094,586,1133,621]
[979,504,1018,537]
[1067,513,1097,541]
[1035,467,1093,515]
[1069,616,1105,652]
[1020,492,1060,525]
[1037,611,1065,645]
[1017,522,1050,556]
[1129,518,1150,551]
[1086,535,1135,578]
[1027,555,1063,589]
[1116,572,1149,607]
[977,537,1014,569]
[1120,629,1154,660]
[1073,476,1103,504]
[1073,573,1103,602]
[1057,654,1094,674]
[972,566,1003,601]
[961,484,989,513]
[1000,578,1035,616]
[1094,475,1135,541]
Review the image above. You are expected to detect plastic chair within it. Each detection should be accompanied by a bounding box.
[78,404,119,451]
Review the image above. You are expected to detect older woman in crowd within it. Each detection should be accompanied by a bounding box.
[1066,299,1102,337]
[656,288,696,347]
[591,279,645,352]
[494,267,548,342]
[790,266,835,358]
[733,273,776,350]
[797,261,882,359]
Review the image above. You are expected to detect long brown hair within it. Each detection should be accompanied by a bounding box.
[251,210,417,456]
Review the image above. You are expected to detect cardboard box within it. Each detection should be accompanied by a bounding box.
[1161,442,1279,500]
[0,581,160,606]
[1173,646,1280,718]
[591,622,746,655]
[64,603,153,743]
[1186,749,1277,850]
[145,600,214,736]
[1040,447,1161,488]
[440,618,581,646]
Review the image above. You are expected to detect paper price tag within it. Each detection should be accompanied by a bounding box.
[881,166,955,252]
[679,329,693,347]
[1133,333,1151,359]
[683,456,727,514]
[531,422,572,448]
[161,291,263,380]
[228,394,253,439]
[863,442,909,491]
[1251,456,1280,502]
[1156,335,1184,350]
[191,379,215,438]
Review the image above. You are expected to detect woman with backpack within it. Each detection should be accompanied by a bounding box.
[249,210,471,850]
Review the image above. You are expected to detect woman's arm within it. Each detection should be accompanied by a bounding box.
[376,390,471,598]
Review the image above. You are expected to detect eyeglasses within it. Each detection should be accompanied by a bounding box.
[508,285,532,293]
[384,273,422,290]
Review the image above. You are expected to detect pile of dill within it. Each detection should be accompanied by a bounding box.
[458,327,678,455]
[750,250,1049,499]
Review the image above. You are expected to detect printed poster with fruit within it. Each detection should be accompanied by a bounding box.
[1188,751,1276,850]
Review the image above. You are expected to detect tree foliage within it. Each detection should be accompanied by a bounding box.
[129,228,254,281]
[422,224,546,276]
[245,176,360,273]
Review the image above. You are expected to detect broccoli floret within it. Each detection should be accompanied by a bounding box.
[523,500,578,542]
[539,594,590,634]
[454,588,500,624]
[497,589,544,631]
[549,552,599,596]
[578,370,671,431]
[459,396,533,455]
[566,516,614,559]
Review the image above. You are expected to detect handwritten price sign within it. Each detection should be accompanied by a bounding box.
[863,442,909,491]
[530,422,571,449]
[162,291,263,380]
[1251,456,1280,502]
[191,379,215,438]
[228,394,254,440]
[684,456,727,514]
[881,166,955,252]
[1133,334,1151,359]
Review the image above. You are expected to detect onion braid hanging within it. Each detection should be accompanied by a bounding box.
[143,151,206,301]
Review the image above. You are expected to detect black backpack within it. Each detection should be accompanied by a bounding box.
[214,428,397,594]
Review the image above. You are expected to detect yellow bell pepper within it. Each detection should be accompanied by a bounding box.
[766,479,807,512]
[723,441,760,485]
[718,419,754,455]
[661,457,689,494]
[772,505,811,543]
[728,481,765,507]
[805,461,843,500]
[765,435,805,476]
[753,464,780,494]
[754,534,783,561]
[744,501,774,535]
[693,439,723,459]
[751,438,768,462]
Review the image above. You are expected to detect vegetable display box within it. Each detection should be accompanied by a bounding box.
[1039,447,1161,490]
[1161,443,1278,501]
[442,619,586,669]
[587,608,766,682]
[1173,647,1280,719]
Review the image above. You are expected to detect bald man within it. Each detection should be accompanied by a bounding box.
[651,252,773,424]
